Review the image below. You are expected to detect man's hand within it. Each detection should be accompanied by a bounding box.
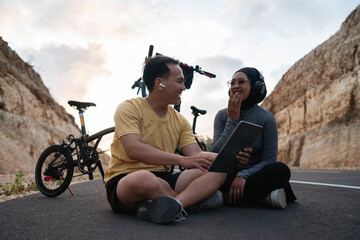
[236,147,252,167]
[180,152,217,172]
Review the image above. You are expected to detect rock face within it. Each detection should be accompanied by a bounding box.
[0,37,81,181]
[262,7,360,169]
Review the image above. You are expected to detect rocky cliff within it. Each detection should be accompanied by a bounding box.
[262,6,360,169]
[0,37,81,182]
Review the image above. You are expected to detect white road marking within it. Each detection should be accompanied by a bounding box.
[290,180,360,190]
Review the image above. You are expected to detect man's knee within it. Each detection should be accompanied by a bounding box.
[120,170,160,194]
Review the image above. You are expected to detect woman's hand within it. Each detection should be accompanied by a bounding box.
[226,176,246,204]
[236,147,252,167]
[227,92,242,120]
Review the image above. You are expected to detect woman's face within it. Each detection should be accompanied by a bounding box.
[229,71,251,102]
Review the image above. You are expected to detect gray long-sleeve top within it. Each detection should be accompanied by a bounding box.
[211,105,278,179]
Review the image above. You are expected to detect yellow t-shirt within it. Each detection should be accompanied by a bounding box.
[104,97,196,186]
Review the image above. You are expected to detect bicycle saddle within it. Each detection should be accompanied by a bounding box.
[191,106,206,115]
[68,100,96,111]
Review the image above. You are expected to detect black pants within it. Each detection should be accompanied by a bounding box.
[220,162,297,203]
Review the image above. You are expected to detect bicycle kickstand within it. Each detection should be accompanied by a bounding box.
[61,173,74,196]
[97,160,105,183]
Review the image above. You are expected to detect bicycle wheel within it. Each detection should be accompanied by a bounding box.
[35,145,74,197]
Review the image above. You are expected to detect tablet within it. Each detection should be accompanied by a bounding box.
[208,121,263,173]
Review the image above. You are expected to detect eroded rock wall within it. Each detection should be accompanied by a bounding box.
[262,7,360,169]
[0,37,81,179]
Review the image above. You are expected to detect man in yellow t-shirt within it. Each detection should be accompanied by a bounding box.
[104,55,251,224]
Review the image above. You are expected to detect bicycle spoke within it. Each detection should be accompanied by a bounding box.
[42,151,69,190]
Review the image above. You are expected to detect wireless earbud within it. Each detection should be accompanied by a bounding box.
[159,83,165,88]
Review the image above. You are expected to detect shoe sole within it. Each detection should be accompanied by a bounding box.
[137,196,182,224]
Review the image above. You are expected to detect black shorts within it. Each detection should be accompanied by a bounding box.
[106,171,182,214]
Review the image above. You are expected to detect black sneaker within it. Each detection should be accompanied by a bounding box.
[137,196,183,224]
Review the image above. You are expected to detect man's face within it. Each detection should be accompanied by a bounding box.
[160,64,186,105]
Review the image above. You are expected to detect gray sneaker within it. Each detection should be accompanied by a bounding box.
[201,190,224,209]
[173,209,188,222]
[137,196,183,224]
[259,188,286,209]
[188,190,223,212]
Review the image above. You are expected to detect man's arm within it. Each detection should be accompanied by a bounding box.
[181,143,202,156]
[121,134,213,171]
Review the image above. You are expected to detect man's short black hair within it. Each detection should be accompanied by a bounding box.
[143,55,180,92]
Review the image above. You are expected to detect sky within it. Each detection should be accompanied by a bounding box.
[0,0,358,149]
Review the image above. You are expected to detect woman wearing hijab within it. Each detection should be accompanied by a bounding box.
[211,67,296,208]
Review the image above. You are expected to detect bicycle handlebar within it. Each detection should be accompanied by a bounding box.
[155,51,216,79]
[179,62,216,79]
[132,46,216,97]
[131,77,142,89]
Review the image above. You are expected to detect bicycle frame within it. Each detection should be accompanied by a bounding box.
[84,127,115,151]
[63,101,110,178]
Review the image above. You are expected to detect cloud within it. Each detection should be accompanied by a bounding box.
[193,55,244,92]
[222,0,355,34]
[0,0,175,48]
[18,43,109,105]
[1,0,357,140]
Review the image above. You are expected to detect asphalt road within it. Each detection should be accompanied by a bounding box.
[0,169,359,240]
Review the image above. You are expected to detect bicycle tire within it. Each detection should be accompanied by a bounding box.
[35,145,74,197]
